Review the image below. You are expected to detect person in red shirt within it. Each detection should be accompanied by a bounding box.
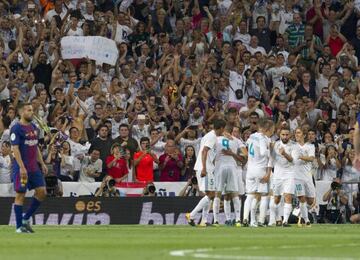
[326,25,347,57]
[106,143,128,183]
[134,137,159,182]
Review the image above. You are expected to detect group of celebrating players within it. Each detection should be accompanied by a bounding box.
[186,118,316,228]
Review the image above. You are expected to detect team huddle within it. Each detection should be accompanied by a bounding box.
[186,118,316,227]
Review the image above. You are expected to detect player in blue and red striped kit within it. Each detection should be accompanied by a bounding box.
[11,103,48,233]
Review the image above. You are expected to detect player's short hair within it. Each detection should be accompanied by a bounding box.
[280,126,291,132]
[213,119,226,130]
[17,102,32,112]
[258,118,274,131]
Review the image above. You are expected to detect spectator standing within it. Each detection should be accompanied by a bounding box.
[134,137,159,182]
[0,141,12,183]
[159,139,183,182]
[79,149,103,183]
[106,143,129,183]
[89,125,113,180]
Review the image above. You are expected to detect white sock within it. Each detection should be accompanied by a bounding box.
[202,199,211,223]
[275,203,281,221]
[232,196,241,222]
[269,197,276,225]
[190,196,210,219]
[250,198,259,225]
[224,200,231,221]
[213,197,220,223]
[259,196,269,224]
[300,202,309,222]
[283,203,292,223]
[243,194,254,222]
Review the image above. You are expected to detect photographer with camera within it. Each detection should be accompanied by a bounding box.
[95,176,120,197]
[322,180,348,223]
[179,177,204,197]
[142,182,157,197]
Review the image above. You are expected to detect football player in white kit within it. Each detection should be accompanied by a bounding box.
[212,125,247,227]
[186,119,226,226]
[269,127,295,227]
[232,126,248,214]
[243,119,274,227]
[293,127,316,227]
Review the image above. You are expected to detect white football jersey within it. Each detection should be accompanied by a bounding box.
[214,136,242,167]
[194,130,217,173]
[292,142,315,181]
[270,140,295,180]
[246,132,271,171]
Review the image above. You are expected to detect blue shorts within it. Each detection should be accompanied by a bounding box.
[13,170,45,193]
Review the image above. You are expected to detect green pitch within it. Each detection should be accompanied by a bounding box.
[0,225,359,260]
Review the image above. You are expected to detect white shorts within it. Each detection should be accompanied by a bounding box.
[272,178,295,196]
[295,179,315,198]
[197,170,216,192]
[246,177,269,194]
[215,165,239,193]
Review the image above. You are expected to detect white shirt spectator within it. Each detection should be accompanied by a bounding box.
[114,23,133,43]
[45,8,67,22]
[0,154,11,183]
[218,0,233,15]
[132,124,150,142]
[79,156,103,183]
[266,66,291,94]
[248,45,267,56]
[60,155,75,179]
[68,139,90,171]
[279,10,293,35]
[228,70,247,105]
[67,27,84,36]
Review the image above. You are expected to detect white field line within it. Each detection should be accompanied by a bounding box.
[169,243,360,260]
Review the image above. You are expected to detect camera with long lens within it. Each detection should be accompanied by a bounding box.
[148,184,156,194]
[103,179,116,192]
[331,181,342,191]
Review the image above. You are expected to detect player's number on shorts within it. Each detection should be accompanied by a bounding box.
[249,143,254,157]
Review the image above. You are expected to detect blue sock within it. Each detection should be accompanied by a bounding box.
[23,198,41,221]
[14,204,23,229]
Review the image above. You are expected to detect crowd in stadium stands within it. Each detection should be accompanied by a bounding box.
[0,0,359,222]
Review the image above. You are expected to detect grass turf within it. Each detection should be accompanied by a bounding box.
[0,225,359,260]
